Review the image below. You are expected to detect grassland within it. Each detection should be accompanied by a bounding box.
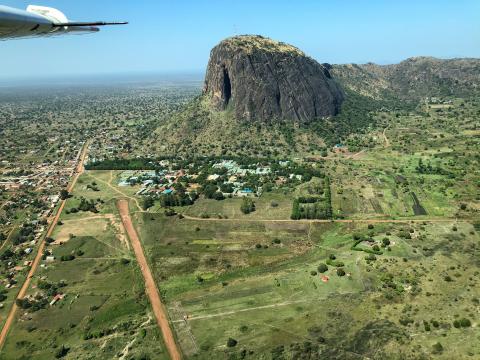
[2,96,479,359]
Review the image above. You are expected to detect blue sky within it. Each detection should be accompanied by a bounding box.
[1,0,479,79]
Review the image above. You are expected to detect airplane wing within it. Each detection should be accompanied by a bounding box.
[0,5,127,40]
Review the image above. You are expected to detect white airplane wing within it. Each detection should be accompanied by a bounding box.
[0,5,127,40]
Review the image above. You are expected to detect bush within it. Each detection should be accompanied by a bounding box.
[55,345,70,358]
[459,318,471,327]
[365,254,377,261]
[310,271,317,276]
[240,198,255,214]
[317,263,328,273]
[337,268,346,277]
[60,255,75,262]
[432,342,443,354]
[227,338,238,347]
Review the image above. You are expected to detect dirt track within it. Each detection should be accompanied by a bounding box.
[117,200,182,360]
[0,142,89,350]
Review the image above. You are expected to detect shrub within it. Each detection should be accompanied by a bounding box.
[337,268,346,277]
[459,318,471,327]
[432,342,443,354]
[366,254,377,261]
[317,263,328,273]
[227,338,238,347]
[240,198,255,214]
[310,271,317,276]
[55,345,70,358]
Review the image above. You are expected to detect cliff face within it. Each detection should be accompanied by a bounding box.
[203,35,344,124]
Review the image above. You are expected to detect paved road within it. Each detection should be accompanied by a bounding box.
[118,199,182,360]
[0,141,89,350]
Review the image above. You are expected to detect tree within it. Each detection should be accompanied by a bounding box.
[142,197,154,210]
[240,198,255,214]
[317,263,328,273]
[291,199,301,220]
[227,338,238,347]
[212,192,225,201]
[337,268,346,277]
[60,190,70,200]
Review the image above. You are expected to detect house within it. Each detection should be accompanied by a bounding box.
[46,256,55,263]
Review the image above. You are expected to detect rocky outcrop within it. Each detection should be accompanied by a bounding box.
[332,57,480,99]
[203,35,344,124]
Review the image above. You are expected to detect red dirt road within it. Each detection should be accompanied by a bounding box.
[117,200,182,360]
[0,142,89,350]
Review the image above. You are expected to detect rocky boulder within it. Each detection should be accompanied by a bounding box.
[203,35,344,123]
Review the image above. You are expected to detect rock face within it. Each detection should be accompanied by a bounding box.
[203,35,344,123]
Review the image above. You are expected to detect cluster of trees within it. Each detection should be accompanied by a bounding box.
[37,279,67,297]
[159,191,198,208]
[68,197,100,214]
[291,178,332,220]
[202,184,226,201]
[85,158,158,170]
[13,223,38,245]
[16,295,48,312]
[415,158,451,176]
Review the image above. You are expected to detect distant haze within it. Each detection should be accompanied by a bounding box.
[0,72,205,88]
[0,0,479,81]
